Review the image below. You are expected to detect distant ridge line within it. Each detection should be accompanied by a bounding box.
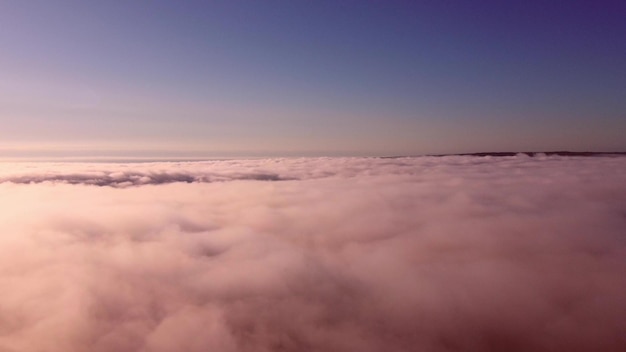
[441,151,626,157]
[379,151,626,158]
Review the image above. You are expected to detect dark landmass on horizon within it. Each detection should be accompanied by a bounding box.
[441,151,626,157]
[379,151,626,159]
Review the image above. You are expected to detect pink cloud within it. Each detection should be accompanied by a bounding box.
[0,156,625,351]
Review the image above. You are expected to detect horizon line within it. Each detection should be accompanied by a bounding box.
[1,151,625,163]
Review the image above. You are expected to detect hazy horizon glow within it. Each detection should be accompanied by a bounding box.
[1,1,625,156]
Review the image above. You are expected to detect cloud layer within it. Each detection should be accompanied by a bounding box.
[0,156,625,351]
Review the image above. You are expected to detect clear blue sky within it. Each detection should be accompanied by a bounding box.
[1,0,625,157]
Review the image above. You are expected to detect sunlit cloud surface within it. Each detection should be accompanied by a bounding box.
[0,156,625,351]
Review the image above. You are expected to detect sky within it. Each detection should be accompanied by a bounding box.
[1,0,625,157]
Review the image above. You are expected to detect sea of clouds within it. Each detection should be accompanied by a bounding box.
[0,155,625,352]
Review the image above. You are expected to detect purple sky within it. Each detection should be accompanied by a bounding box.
[1,0,625,157]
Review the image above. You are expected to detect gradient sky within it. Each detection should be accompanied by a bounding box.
[1,0,625,157]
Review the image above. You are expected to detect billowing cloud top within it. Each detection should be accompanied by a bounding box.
[1,154,624,187]
[0,156,625,351]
